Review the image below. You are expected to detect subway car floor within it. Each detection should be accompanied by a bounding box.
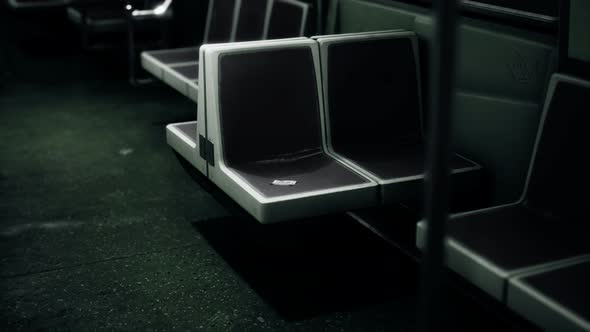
[0,12,525,332]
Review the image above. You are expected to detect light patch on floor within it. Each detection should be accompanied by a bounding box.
[1,221,83,237]
[118,148,134,156]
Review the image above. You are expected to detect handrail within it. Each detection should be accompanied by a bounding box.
[125,0,172,17]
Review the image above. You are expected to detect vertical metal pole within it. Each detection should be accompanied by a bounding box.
[127,16,136,85]
[417,0,459,331]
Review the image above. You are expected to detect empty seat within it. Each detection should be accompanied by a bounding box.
[199,39,379,223]
[416,73,590,300]
[163,63,199,99]
[315,31,481,203]
[507,256,590,332]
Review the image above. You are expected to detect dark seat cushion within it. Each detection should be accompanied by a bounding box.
[218,46,321,165]
[340,143,474,179]
[518,260,590,322]
[169,63,199,80]
[448,205,590,271]
[147,48,198,65]
[216,44,371,198]
[232,152,370,197]
[175,122,197,142]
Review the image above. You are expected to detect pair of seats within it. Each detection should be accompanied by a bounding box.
[416,74,590,332]
[141,0,310,102]
[167,31,481,223]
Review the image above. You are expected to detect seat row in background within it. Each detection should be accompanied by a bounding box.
[416,0,590,330]
[141,0,310,101]
[166,31,482,223]
[68,1,175,84]
[5,0,177,84]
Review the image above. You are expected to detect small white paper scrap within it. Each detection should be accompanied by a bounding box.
[271,180,297,186]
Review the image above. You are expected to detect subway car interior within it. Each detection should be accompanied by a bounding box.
[1,0,589,330]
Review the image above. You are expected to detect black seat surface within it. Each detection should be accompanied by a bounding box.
[341,143,475,179]
[519,261,590,321]
[449,205,589,271]
[176,122,197,141]
[170,63,199,80]
[233,152,369,197]
[149,48,198,65]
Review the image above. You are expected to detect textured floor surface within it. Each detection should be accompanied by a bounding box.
[0,8,522,332]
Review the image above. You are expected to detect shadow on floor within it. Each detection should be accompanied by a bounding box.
[175,154,419,320]
[191,214,419,321]
[174,154,534,332]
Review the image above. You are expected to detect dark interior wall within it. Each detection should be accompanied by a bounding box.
[327,0,558,205]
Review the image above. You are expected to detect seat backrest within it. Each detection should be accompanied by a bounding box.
[204,0,240,43]
[318,31,422,155]
[234,0,272,42]
[524,0,590,217]
[524,75,590,218]
[264,0,310,39]
[213,42,323,165]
